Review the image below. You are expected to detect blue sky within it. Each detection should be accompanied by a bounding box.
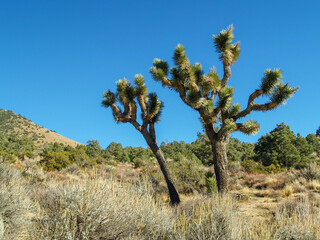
[1,1,319,148]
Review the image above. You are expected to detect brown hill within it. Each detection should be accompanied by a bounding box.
[0,109,81,151]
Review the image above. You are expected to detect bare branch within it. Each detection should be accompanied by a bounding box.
[221,64,231,88]
[149,122,157,144]
[233,89,263,120]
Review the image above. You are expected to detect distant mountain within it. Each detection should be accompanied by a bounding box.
[0,109,81,151]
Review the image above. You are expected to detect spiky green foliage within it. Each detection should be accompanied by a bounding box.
[192,63,203,83]
[116,80,136,102]
[271,82,295,104]
[230,42,240,63]
[261,69,282,94]
[202,100,214,115]
[224,119,237,133]
[150,66,164,81]
[134,74,147,96]
[213,25,240,65]
[213,26,234,53]
[227,104,241,118]
[174,44,188,66]
[153,59,169,76]
[102,90,116,107]
[239,120,260,135]
[218,87,234,110]
[150,59,170,82]
[147,93,163,122]
[187,90,201,105]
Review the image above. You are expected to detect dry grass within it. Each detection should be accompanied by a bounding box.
[307,180,320,191]
[31,178,175,240]
[0,163,35,239]
[272,196,320,239]
[1,161,320,239]
[282,185,294,197]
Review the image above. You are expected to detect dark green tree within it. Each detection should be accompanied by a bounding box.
[150,26,297,193]
[102,75,180,204]
[316,126,320,137]
[295,134,313,162]
[306,133,320,155]
[255,123,311,168]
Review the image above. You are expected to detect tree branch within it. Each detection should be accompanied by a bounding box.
[149,122,157,145]
[233,89,264,120]
[137,94,148,126]
[130,120,142,132]
[221,64,231,88]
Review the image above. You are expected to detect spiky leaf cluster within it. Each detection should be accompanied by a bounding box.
[224,118,237,133]
[239,120,260,135]
[147,93,163,123]
[187,90,201,106]
[201,100,214,114]
[227,104,241,118]
[218,87,234,110]
[150,59,169,82]
[261,69,282,94]
[134,74,147,96]
[116,79,136,102]
[213,25,240,65]
[102,90,116,107]
[174,44,188,66]
[270,82,295,104]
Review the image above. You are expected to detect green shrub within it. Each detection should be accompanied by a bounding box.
[39,152,72,171]
[169,158,206,194]
[205,171,217,194]
[0,151,15,163]
[242,160,282,173]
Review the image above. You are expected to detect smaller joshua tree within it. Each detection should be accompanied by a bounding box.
[150,25,298,193]
[102,75,180,204]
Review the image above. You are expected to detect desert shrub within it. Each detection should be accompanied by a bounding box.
[21,158,47,184]
[70,148,97,168]
[16,151,34,160]
[175,195,242,239]
[205,171,217,193]
[169,158,206,194]
[0,164,34,239]
[299,162,320,181]
[31,178,175,239]
[133,155,153,169]
[242,160,282,173]
[0,151,15,163]
[271,196,320,239]
[39,151,72,171]
[228,160,243,172]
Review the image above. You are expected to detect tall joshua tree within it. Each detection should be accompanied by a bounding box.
[102,75,180,204]
[150,26,298,193]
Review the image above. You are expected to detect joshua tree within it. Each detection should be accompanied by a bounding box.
[102,75,180,204]
[150,26,298,193]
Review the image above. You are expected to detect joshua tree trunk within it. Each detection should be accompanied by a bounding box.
[211,137,229,193]
[141,129,181,205]
[204,124,229,193]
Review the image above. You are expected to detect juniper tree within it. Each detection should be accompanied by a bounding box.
[150,26,298,193]
[102,75,180,204]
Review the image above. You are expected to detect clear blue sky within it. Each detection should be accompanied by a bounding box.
[1,0,319,148]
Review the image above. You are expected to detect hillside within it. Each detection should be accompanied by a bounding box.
[0,109,81,151]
